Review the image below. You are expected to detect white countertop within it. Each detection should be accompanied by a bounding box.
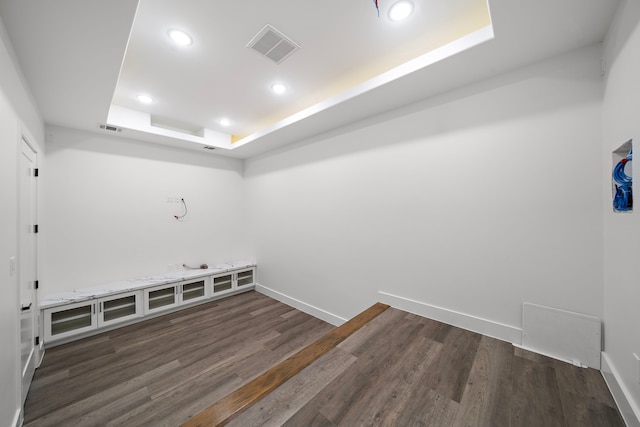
[40,261,256,310]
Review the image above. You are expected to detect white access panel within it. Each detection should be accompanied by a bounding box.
[522,302,601,369]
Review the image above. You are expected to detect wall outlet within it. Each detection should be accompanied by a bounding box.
[9,257,16,277]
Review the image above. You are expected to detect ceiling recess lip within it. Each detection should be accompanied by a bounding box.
[246,24,300,64]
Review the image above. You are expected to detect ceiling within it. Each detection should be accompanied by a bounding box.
[0,0,619,159]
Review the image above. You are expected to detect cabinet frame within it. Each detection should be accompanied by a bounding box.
[144,277,213,315]
[211,272,235,296]
[144,283,180,315]
[235,267,255,289]
[210,267,255,297]
[44,300,97,342]
[98,291,143,327]
[179,277,211,305]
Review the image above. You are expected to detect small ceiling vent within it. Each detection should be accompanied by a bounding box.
[99,124,123,133]
[247,24,300,64]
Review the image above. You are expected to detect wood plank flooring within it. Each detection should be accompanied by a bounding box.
[23,291,334,427]
[25,291,624,427]
[183,303,389,426]
[226,307,624,427]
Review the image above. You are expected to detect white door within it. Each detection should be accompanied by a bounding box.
[18,137,37,405]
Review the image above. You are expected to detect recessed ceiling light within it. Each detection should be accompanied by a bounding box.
[219,118,231,127]
[137,94,154,104]
[168,29,193,46]
[389,0,414,21]
[271,83,287,95]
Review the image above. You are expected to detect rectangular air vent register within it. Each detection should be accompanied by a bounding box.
[246,24,300,64]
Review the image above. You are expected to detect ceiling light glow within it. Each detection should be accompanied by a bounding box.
[168,29,193,46]
[219,118,231,127]
[271,83,287,95]
[389,0,414,21]
[137,94,154,104]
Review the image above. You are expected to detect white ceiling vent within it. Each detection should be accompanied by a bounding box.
[99,123,122,132]
[247,24,300,64]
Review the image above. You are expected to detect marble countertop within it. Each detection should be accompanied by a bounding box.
[40,261,256,310]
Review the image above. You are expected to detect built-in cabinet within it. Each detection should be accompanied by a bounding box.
[144,284,179,314]
[99,291,142,325]
[212,273,234,295]
[237,268,254,288]
[181,278,208,303]
[211,268,254,296]
[45,300,96,341]
[144,277,210,315]
[44,290,144,342]
[43,266,255,345]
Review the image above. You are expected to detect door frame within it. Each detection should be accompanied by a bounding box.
[17,122,40,409]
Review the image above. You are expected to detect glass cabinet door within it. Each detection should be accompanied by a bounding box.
[180,278,209,304]
[236,269,254,288]
[44,301,97,342]
[212,273,234,295]
[98,291,142,326]
[144,284,179,314]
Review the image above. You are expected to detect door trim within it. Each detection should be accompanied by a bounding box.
[17,122,40,410]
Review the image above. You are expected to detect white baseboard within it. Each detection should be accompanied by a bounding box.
[255,283,346,326]
[602,352,640,427]
[377,291,522,345]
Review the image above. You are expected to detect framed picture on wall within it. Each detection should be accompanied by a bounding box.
[612,139,632,213]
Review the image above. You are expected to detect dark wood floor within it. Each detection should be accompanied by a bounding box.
[183,302,391,426]
[24,291,333,427]
[227,306,624,427]
[25,291,624,427]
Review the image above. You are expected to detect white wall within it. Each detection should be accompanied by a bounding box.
[42,127,251,294]
[0,16,44,427]
[0,81,21,427]
[246,44,604,337]
[602,0,640,424]
[0,3,634,425]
